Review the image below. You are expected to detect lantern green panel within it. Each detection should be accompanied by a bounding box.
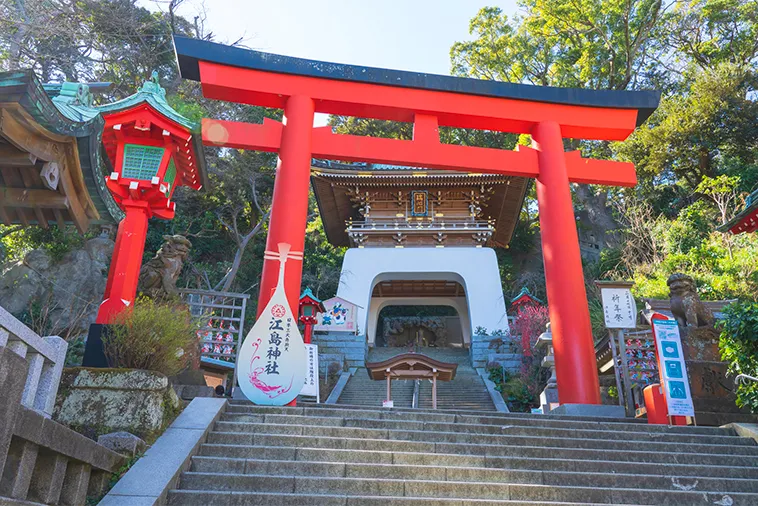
[163,158,177,196]
[122,144,165,180]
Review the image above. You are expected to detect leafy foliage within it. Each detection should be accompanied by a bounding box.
[718,301,758,412]
[104,297,201,377]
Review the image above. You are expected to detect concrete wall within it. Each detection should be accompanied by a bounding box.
[337,247,510,350]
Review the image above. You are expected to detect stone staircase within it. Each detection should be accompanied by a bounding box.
[337,347,496,411]
[168,402,758,505]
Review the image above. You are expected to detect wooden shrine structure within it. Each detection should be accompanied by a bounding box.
[0,71,122,232]
[365,353,457,409]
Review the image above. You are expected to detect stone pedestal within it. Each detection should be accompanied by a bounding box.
[54,368,180,439]
[535,328,559,414]
[680,326,757,425]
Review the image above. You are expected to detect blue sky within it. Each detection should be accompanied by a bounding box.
[141,0,519,123]
[145,0,518,73]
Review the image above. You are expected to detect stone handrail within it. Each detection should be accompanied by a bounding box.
[0,305,67,417]
[0,346,124,504]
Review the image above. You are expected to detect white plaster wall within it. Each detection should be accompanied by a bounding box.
[367,296,471,346]
[336,247,509,345]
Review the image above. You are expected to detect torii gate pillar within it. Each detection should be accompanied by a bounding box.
[173,35,660,407]
[533,121,600,404]
[258,95,315,317]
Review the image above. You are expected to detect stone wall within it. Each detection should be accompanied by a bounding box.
[311,331,367,372]
[0,236,114,335]
[471,333,522,371]
[55,368,180,440]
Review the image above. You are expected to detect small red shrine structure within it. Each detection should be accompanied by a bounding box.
[299,288,324,344]
[720,189,758,235]
[511,286,543,310]
[173,36,659,406]
[94,72,207,323]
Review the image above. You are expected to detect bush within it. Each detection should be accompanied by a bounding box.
[718,301,758,413]
[103,297,201,377]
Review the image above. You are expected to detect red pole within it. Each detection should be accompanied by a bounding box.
[532,121,601,405]
[304,322,313,344]
[96,201,151,324]
[257,95,315,318]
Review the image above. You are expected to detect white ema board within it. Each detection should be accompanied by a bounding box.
[236,243,306,405]
[651,319,695,417]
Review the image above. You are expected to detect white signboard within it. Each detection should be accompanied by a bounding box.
[301,344,320,399]
[314,296,358,332]
[237,244,306,405]
[600,288,637,329]
[651,319,695,417]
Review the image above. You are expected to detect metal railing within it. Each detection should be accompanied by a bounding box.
[178,288,249,396]
[735,374,758,385]
[347,220,495,234]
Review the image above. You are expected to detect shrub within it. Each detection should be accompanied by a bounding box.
[718,301,758,413]
[103,297,201,377]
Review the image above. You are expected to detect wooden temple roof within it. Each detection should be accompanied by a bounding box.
[365,352,458,381]
[0,71,123,232]
[311,160,528,248]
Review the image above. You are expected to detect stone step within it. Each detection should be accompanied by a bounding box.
[223,404,728,435]
[167,489,617,505]
[189,456,758,493]
[198,444,758,479]
[207,424,758,459]
[173,471,758,504]
[217,413,753,446]
[203,432,758,467]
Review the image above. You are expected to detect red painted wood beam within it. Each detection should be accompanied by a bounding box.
[203,118,637,187]
[198,61,639,141]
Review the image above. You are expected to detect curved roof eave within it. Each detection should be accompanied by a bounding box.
[174,35,660,126]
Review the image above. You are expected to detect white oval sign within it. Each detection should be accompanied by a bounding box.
[237,244,306,405]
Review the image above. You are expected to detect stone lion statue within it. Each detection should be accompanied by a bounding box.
[138,235,192,298]
[667,273,715,328]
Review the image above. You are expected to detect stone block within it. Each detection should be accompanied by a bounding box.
[548,403,626,418]
[102,397,226,504]
[174,385,214,400]
[0,347,28,479]
[98,432,147,457]
[55,368,179,439]
[35,336,68,415]
[28,451,67,504]
[59,462,91,506]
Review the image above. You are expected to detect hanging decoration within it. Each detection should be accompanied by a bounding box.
[237,243,306,405]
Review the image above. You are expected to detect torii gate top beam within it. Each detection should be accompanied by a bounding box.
[174,36,659,142]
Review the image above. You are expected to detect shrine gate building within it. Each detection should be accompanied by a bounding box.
[311,160,525,347]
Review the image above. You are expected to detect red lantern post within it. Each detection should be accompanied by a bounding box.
[298,288,324,345]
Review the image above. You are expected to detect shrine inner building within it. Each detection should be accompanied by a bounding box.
[310,160,528,348]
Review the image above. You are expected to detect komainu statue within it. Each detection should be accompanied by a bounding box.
[138,235,192,299]
[667,273,715,328]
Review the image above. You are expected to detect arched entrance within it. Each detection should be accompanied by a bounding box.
[336,247,509,345]
[374,303,465,349]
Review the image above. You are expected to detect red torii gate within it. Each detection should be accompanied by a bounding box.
[174,36,660,406]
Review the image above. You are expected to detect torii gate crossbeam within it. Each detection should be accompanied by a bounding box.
[174,36,660,407]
